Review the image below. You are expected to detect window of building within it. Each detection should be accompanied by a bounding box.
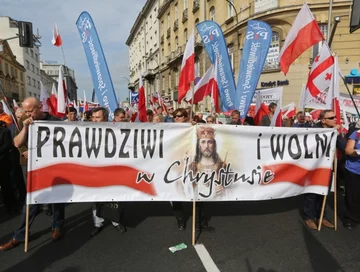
[228,0,234,18]
[26,60,30,69]
[15,70,18,79]
[27,76,31,85]
[25,48,29,54]
[5,63,9,74]
[35,53,38,62]
[209,6,215,21]
[162,76,165,91]
[31,64,35,72]
[184,28,188,42]
[32,78,36,87]
[312,24,328,59]
[161,20,164,34]
[175,69,179,87]
[21,72,23,81]
[168,73,172,89]
[37,81,40,89]
[28,91,32,96]
[30,49,34,58]
[167,13,171,28]
[184,0,188,9]
[10,66,14,77]
[228,43,234,72]
[264,32,280,70]
[175,36,179,48]
[36,67,39,75]
[195,58,200,78]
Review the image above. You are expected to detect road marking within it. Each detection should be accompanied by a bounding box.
[194,243,221,272]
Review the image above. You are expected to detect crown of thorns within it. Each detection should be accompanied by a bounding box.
[197,127,215,139]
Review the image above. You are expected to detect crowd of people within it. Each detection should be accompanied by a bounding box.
[0,97,359,252]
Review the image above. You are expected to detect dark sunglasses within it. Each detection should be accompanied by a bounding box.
[175,114,184,118]
[324,116,337,120]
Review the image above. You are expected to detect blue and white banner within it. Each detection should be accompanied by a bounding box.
[236,20,272,119]
[131,91,139,104]
[196,21,236,113]
[76,11,118,119]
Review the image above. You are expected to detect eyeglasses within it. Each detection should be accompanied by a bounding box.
[175,114,184,118]
[324,116,337,120]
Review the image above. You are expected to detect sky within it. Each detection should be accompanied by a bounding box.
[0,0,147,103]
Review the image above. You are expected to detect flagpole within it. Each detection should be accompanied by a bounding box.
[327,0,334,43]
[60,45,66,66]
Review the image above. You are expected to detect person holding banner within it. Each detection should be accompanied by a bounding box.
[292,111,312,128]
[343,121,360,230]
[90,107,127,237]
[303,110,339,230]
[0,97,65,252]
[113,108,127,122]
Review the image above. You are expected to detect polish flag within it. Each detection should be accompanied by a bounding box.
[138,74,147,122]
[48,83,58,115]
[157,92,168,114]
[52,24,62,47]
[73,100,79,113]
[13,99,19,111]
[254,103,269,126]
[310,109,322,120]
[178,30,195,103]
[306,42,334,98]
[341,109,349,134]
[282,102,297,119]
[83,90,89,112]
[211,60,220,114]
[279,3,325,75]
[152,93,159,104]
[40,81,50,112]
[57,66,67,115]
[184,64,215,104]
[270,106,283,127]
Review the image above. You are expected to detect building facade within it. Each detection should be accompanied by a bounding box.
[128,0,359,111]
[126,0,161,104]
[40,62,78,101]
[0,16,42,99]
[0,40,26,102]
[40,69,58,95]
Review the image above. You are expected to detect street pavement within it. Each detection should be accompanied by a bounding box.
[0,194,359,272]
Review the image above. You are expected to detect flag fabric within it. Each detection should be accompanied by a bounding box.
[157,92,168,114]
[211,60,220,114]
[138,74,147,122]
[57,66,67,114]
[282,102,297,119]
[52,24,62,47]
[178,30,195,103]
[270,106,283,127]
[0,100,14,126]
[306,42,334,98]
[152,93,159,104]
[310,109,322,120]
[327,55,341,125]
[40,82,50,112]
[279,3,325,75]
[83,90,89,112]
[48,83,58,115]
[341,109,349,134]
[184,64,214,104]
[196,20,236,112]
[13,99,19,111]
[254,103,269,126]
[236,20,272,119]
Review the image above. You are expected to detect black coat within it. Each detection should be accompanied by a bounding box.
[0,127,13,167]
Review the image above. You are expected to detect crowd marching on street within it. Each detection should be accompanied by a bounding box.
[0,97,360,252]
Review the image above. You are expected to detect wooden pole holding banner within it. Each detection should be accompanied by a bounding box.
[24,204,30,252]
[192,198,196,246]
[318,150,338,231]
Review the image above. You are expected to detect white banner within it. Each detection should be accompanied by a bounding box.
[253,87,283,106]
[27,122,336,204]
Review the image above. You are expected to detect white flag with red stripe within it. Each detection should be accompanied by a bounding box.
[184,64,215,104]
[52,24,62,47]
[279,3,325,75]
[178,30,195,103]
[40,81,50,112]
[306,42,334,98]
[83,90,89,112]
[13,99,19,111]
[282,102,297,119]
[57,66,67,114]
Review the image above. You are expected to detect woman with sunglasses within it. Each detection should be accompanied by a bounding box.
[173,108,188,123]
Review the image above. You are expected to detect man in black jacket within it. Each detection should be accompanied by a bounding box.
[0,97,65,252]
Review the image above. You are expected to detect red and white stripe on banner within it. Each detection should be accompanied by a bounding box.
[27,123,336,204]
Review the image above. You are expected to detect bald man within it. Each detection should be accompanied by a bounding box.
[0,97,65,252]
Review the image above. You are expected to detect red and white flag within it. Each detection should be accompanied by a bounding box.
[178,30,195,103]
[83,90,89,112]
[57,66,67,114]
[282,102,297,119]
[279,3,325,75]
[138,74,147,122]
[211,60,220,114]
[52,24,62,47]
[48,83,58,115]
[184,64,215,104]
[40,81,50,112]
[13,99,19,111]
[270,106,283,127]
[310,109,322,120]
[306,42,334,98]
[327,55,341,124]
